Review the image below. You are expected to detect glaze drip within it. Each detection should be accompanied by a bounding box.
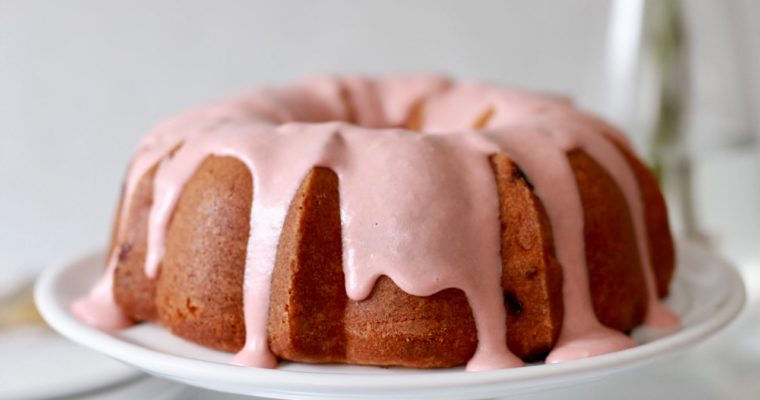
[72,75,679,370]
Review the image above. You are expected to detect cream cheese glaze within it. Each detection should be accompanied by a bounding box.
[72,75,679,371]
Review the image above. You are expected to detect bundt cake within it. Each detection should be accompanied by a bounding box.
[72,75,679,371]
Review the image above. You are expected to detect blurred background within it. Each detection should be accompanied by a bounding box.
[1,0,759,399]
[1,0,759,275]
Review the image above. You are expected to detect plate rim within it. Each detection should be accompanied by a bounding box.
[34,239,746,397]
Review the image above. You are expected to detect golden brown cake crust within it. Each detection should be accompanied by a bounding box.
[268,167,348,363]
[491,154,563,361]
[155,156,250,352]
[113,165,158,322]
[609,140,676,298]
[344,278,477,368]
[568,150,648,332]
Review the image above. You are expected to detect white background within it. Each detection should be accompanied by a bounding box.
[1,0,759,274]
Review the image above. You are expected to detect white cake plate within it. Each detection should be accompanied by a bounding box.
[35,240,745,400]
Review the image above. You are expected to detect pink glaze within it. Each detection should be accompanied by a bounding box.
[147,122,343,367]
[73,78,351,336]
[421,83,575,133]
[72,75,678,371]
[479,126,636,363]
[340,76,385,128]
[145,118,521,369]
[71,251,132,330]
[332,127,522,370]
[421,86,678,362]
[546,117,679,329]
[373,75,451,126]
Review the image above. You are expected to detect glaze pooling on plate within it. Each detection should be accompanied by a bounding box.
[71,75,679,371]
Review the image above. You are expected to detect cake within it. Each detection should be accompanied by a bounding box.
[72,75,679,371]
